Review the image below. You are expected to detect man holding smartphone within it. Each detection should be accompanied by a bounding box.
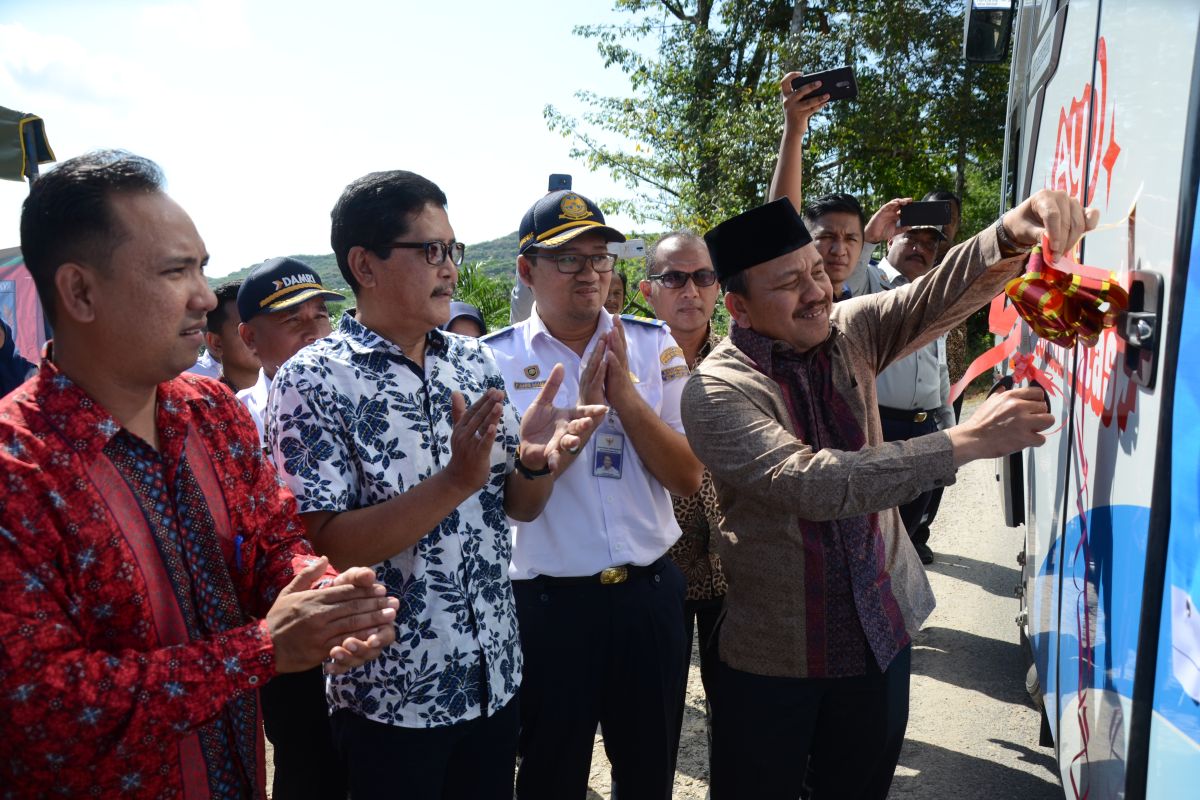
[871,223,956,564]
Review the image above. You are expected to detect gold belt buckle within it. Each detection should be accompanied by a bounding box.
[599,566,629,585]
[913,411,928,423]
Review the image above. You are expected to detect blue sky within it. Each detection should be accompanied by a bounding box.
[0,0,648,276]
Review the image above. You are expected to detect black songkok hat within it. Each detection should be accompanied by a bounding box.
[704,198,814,286]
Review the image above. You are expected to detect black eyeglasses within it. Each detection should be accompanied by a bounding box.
[649,269,718,289]
[384,240,466,267]
[531,253,618,274]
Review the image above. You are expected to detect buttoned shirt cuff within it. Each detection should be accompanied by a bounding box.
[226,618,280,689]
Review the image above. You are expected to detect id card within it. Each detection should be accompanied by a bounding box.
[593,430,625,479]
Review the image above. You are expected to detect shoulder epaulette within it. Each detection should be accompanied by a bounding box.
[480,326,517,344]
[619,314,665,328]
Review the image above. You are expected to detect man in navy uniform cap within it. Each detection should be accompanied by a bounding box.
[235,256,345,446]
[484,189,703,799]
[682,190,1095,798]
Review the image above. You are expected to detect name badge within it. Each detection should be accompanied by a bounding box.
[593,430,624,480]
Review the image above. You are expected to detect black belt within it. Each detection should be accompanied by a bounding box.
[527,558,665,587]
[878,405,939,423]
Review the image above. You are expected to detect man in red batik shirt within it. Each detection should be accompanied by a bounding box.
[0,150,398,798]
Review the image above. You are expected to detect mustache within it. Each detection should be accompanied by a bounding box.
[431,284,456,298]
[792,301,827,319]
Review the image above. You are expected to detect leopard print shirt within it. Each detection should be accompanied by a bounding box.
[668,327,728,601]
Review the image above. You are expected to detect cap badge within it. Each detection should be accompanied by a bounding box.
[558,193,593,221]
[524,365,541,380]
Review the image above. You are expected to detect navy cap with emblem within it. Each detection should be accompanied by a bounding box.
[237,257,346,323]
[517,190,626,255]
[704,198,814,287]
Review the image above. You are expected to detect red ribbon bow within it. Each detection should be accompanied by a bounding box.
[1002,243,1129,349]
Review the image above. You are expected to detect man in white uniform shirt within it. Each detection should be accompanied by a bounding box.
[484,189,704,799]
[873,225,955,564]
[234,257,344,446]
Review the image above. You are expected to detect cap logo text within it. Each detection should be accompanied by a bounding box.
[271,273,319,292]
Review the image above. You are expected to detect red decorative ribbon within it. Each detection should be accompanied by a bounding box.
[1010,351,1059,397]
[1002,242,1129,349]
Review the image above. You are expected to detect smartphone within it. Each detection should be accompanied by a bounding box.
[548,173,572,191]
[608,238,646,260]
[899,200,952,227]
[790,65,858,102]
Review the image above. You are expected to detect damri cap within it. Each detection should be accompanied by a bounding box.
[518,190,626,254]
[704,198,814,286]
[237,256,346,323]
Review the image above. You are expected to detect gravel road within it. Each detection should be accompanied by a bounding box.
[588,407,1065,799]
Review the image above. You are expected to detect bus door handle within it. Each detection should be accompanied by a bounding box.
[1117,270,1164,389]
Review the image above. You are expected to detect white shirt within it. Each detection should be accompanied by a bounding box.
[186,349,221,380]
[236,368,271,446]
[483,309,689,579]
[845,246,891,297]
[873,260,955,430]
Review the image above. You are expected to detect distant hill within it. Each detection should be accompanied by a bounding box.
[209,232,519,290]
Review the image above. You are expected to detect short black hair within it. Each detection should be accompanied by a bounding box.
[722,270,749,296]
[330,170,448,293]
[802,193,866,229]
[207,280,242,333]
[616,271,628,290]
[20,149,165,324]
[923,189,961,213]
[647,229,705,272]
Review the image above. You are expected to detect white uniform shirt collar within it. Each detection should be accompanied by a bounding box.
[524,307,614,361]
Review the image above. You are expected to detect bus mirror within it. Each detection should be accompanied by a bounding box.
[964,0,1016,63]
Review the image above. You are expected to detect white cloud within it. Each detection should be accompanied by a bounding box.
[0,23,157,107]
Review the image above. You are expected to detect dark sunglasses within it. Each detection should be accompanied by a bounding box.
[649,269,719,289]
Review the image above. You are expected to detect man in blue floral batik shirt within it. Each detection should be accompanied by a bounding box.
[267,170,607,800]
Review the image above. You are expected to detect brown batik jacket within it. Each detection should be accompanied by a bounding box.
[681,226,1026,679]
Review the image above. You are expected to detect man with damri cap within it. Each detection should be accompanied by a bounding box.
[235,256,345,447]
[681,189,1093,798]
[484,189,703,799]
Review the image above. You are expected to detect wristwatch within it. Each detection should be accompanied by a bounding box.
[514,449,553,480]
[995,218,1035,257]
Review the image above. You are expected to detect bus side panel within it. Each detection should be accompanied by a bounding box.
[1015,0,1103,774]
[1145,175,1200,800]
[1054,0,1200,793]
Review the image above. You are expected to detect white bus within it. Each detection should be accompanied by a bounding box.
[965,1,1200,797]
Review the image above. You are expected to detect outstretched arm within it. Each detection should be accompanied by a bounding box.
[767,72,830,209]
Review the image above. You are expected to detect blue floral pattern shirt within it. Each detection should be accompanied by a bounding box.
[266,314,523,728]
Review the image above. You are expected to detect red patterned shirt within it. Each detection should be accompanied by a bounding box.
[0,360,324,799]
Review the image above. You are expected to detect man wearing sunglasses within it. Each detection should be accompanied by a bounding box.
[484,190,704,798]
[637,230,727,779]
[266,172,607,799]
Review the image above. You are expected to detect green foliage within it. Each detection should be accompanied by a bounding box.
[455,261,515,333]
[547,1,1011,234]
[211,253,348,292]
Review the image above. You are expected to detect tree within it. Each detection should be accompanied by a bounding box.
[546,0,1011,240]
[454,261,515,333]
